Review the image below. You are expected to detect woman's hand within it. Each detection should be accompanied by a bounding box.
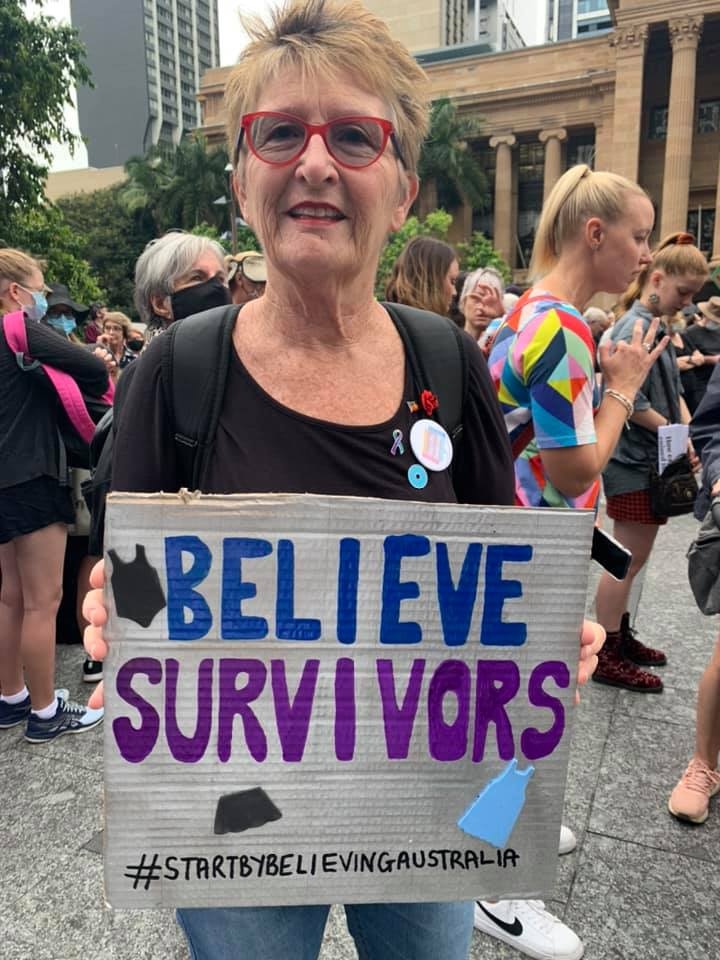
[688,439,700,472]
[93,345,118,381]
[690,349,705,367]
[576,619,605,704]
[466,284,505,328]
[599,316,668,397]
[82,559,107,709]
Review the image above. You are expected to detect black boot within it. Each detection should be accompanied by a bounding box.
[620,612,667,666]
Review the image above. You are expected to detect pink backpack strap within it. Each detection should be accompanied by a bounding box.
[2,310,30,356]
[2,310,97,444]
[101,378,115,405]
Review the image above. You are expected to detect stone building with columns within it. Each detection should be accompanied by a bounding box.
[197,0,720,275]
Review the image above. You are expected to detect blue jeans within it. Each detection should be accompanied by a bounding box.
[177,901,474,960]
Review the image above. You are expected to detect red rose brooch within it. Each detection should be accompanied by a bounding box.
[419,390,439,417]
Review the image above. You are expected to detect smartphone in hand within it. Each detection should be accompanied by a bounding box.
[592,527,632,580]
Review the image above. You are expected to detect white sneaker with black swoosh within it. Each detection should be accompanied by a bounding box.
[474,899,584,960]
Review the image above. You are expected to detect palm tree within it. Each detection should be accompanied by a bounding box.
[119,137,230,234]
[156,136,230,231]
[417,99,488,217]
[117,148,168,233]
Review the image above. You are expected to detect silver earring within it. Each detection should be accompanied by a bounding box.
[649,293,660,305]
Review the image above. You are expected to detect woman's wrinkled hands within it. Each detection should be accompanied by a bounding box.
[82,559,107,709]
[599,316,668,398]
[467,284,505,323]
[93,345,118,381]
[576,619,605,704]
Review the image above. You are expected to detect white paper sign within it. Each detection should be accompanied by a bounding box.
[103,493,594,909]
[658,423,689,474]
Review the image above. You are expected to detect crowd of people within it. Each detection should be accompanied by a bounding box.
[2,1,719,959]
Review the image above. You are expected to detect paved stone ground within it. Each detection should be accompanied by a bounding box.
[2,513,718,960]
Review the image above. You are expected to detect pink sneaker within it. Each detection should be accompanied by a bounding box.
[668,757,720,824]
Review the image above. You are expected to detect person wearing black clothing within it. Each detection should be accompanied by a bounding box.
[680,298,720,413]
[0,249,107,742]
[82,4,605,957]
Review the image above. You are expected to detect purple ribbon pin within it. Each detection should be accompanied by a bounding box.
[391,429,404,456]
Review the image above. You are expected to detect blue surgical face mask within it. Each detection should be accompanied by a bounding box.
[46,313,77,336]
[18,287,48,323]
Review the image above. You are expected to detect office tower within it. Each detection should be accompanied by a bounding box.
[364,0,540,53]
[70,0,219,168]
[548,0,612,41]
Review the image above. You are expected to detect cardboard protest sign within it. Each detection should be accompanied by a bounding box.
[103,492,594,909]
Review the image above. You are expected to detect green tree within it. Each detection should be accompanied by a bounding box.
[117,150,167,228]
[0,1,91,225]
[57,185,156,316]
[457,231,511,283]
[417,99,487,217]
[119,137,231,235]
[375,210,453,298]
[158,137,231,231]
[5,205,103,305]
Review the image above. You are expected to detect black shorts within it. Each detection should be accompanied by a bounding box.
[0,476,74,544]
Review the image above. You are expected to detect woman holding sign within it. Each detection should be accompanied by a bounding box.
[83,2,603,958]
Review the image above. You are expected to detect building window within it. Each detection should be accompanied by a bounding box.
[577,0,608,13]
[687,208,716,258]
[516,142,544,269]
[697,101,720,135]
[567,133,595,169]
[577,19,612,33]
[648,106,668,141]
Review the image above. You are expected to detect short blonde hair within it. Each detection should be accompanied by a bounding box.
[103,311,132,340]
[530,164,649,279]
[225,0,429,173]
[0,248,42,288]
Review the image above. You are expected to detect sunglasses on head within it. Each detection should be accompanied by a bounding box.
[233,112,406,170]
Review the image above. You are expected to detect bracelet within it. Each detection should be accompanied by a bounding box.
[604,389,634,420]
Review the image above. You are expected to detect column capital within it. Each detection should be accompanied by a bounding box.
[539,128,567,145]
[608,22,648,51]
[668,15,703,51]
[489,134,516,150]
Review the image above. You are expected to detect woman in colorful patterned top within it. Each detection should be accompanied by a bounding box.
[488,164,667,513]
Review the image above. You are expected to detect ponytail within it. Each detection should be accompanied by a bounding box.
[530,165,649,280]
[619,232,708,312]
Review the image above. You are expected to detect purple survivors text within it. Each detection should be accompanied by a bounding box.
[112,535,569,764]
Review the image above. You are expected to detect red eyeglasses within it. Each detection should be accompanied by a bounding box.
[234,112,406,170]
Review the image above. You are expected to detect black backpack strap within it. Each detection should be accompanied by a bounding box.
[382,302,468,442]
[162,304,241,490]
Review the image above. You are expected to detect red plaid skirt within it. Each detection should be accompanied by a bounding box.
[605,489,668,526]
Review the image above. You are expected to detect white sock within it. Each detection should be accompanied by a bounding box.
[1,686,29,704]
[32,698,58,719]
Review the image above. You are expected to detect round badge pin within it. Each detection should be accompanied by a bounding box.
[407,464,428,490]
[409,419,453,472]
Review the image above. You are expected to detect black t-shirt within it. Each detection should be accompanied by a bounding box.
[683,324,720,393]
[112,324,514,507]
[0,315,108,489]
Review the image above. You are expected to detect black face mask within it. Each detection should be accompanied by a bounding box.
[170,276,231,321]
[127,338,145,352]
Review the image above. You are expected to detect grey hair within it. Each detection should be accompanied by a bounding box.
[583,306,610,326]
[459,266,505,313]
[134,233,227,325]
